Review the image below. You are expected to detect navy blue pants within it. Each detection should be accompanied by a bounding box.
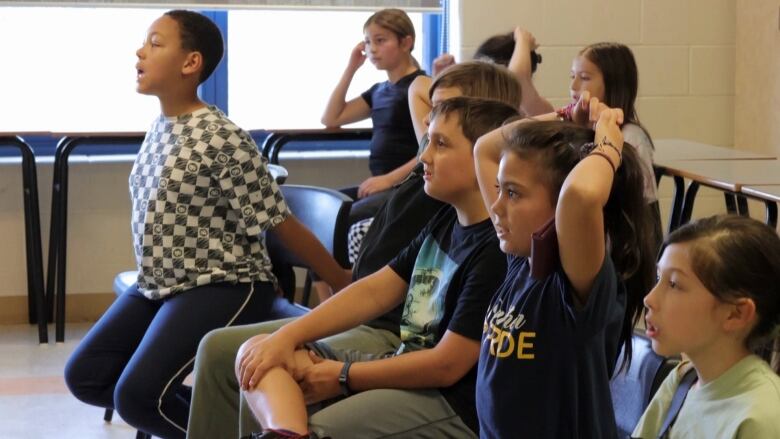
[64,281,275,439]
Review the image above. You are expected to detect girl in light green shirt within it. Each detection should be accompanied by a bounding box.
[634,215,780,438]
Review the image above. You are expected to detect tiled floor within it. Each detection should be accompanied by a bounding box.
[0,323,140,438]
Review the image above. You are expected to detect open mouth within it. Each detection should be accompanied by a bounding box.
[645,320,659,338]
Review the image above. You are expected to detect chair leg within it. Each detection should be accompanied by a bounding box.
[105,407,151,439]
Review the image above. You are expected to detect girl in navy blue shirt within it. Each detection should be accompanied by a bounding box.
[473,102,657,438]
[321,9,426,225]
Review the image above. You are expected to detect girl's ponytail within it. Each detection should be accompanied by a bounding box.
[606,143,656,370]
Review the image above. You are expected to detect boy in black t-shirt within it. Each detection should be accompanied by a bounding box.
[234,97,518,439]
[188,62,524,439]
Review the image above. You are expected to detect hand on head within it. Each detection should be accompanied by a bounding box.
[432,53,456,77]
[349,41,367,71]
[592,102,625,162]
[513,27,538,51]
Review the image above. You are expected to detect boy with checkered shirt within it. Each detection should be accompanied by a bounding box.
[64,10,350,439]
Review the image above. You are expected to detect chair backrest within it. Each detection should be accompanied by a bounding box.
[610,332,680,438]
[280,184,353,268]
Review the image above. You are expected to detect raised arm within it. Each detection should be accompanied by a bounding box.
[507,28,554,117]
[238,266,408,389]
[321,41,372,127]
[474,124,508,217]
[431,53,456,77]
[408,75,434,142]
[556,102,624,302]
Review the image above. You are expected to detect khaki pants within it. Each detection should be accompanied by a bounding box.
[186,318,401,439]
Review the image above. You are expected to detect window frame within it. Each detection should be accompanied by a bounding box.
[2,8,441,157]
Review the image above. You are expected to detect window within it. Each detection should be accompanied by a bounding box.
[0,7,438,142]
[227,10,425,130]
[0,7,162,132]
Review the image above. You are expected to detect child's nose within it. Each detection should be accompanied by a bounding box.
[419,145,432,163]
[490,197,504,217]
[643,285,658,309]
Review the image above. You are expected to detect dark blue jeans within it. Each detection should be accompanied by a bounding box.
[64,281,275,439]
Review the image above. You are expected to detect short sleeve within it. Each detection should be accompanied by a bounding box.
[563,255,624,333]
[212,136,290,236]
[447,242,507,341]
[388,206,453,283]
[622,123,658,203]
[361,82,380,108]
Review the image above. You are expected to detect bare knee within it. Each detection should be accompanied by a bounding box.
[235,334,271,380]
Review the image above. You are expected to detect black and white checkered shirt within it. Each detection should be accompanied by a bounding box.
[129,106,289,299]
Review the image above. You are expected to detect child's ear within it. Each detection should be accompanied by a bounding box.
[723,297,757,335]
[182,51,203,78]
[401,35,414,52]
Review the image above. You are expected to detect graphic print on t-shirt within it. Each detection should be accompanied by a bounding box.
[483,300,536,360]
[398,236,459,352]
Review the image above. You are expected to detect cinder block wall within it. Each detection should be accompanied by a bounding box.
[448,0,742,231]
[735,0,780,157]
[452,0,736,147]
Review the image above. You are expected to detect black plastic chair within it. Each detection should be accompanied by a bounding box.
[610,332,680,438]
[269,184,353,306]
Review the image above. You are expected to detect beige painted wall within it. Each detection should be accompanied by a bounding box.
[735,0,780,156]
[451,0,736,147]
[447,0,749,237]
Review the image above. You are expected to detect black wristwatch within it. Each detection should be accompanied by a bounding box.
[338,361,353,396]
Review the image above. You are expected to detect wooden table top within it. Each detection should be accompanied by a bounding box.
[654,139,776,161]
[657,159,780,192]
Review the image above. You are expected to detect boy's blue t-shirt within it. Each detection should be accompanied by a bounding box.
[361,69,426,176]
[476,254,625,439]
[389,205,507,434]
